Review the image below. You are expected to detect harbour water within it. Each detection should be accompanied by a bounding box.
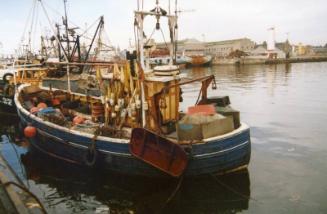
[1,62,327,213]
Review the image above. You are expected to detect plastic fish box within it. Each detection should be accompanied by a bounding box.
[198,96,231,107]
[215,106,240,129]
[176,114,234,141]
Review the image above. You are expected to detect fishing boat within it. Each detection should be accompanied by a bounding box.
[185,54,213,67]
[15,0,251,178]
[0,61,49,113]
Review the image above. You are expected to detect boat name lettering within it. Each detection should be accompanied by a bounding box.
[0,97,13,106]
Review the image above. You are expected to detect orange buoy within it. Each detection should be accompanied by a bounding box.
[24,126,37,138]
[30,107,40,114]
[52,98,61,106]
[73,116,85,125]
[37,102,47,109]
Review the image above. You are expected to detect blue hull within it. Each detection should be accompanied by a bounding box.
[17,107,251,178]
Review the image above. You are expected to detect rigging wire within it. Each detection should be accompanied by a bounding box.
[79,17,101,37]
[144,26,156,47]
[210,173,260,203]
[42,0,97,38]
[160,28,169,50]
[103,28,113,48]
[42,1,110,53]
[20,0,35,44]
[39,0,69,61]
[80,34,113,49]
[32,2,40,52]
[28,0,37,52]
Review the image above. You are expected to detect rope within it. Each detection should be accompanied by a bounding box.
[2,181,47,214]
[195,87,202,105]
[165,175,184,204]
[210,173,259,202]
[155,174,184,213]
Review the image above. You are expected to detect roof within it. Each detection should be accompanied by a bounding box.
[205,38,252,46]
[251,45,285,54]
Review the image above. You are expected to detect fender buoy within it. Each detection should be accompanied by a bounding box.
[24,126,37,138]
[30,107,40,114]
[52,98,61,106]
[73,116,85,125]
[37,102,47,109]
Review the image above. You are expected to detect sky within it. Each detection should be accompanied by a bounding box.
[0,0,326,54]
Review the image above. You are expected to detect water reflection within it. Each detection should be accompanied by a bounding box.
[20,147,251,214]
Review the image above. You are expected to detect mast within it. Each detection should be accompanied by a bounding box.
[84,16,104,62]
[40,35,48,58]
[56,24,62,61]
[134,0,179,128]
[63,0,70,59]
[39,0,71,92]
[174,0,178,64]
[135,1,177,71]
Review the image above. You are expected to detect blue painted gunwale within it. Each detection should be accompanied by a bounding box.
[15,84,251,177]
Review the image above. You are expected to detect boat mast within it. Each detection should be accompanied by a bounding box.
[134,0,178,128]
[63,0,70,60]
[84,16,104,62]
[55,24,62,61]
[135,0,177,70]
[174,0,178,64]
[39,0,71,92]
[135,13,145,71]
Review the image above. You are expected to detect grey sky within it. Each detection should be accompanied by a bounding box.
[0,0,326,54]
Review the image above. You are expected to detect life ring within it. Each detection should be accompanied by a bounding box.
[3,73,13,83]
[83,144,97,167]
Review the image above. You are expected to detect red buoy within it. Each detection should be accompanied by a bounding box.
[24,126,37,138]
[30,107,40,114]
[52,98,61,106]
[73,116,85,125]
[37,102,47,109]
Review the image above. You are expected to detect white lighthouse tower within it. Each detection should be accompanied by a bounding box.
[267,27,276,51]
